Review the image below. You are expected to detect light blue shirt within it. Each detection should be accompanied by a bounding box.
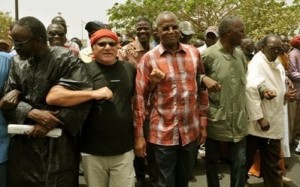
[0,52,11,163]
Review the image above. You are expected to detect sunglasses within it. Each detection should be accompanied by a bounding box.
[48,32,65,37]
[12,39,33,48]
[97,42,117,47]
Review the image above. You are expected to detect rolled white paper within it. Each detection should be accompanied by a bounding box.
[8,124,62,138]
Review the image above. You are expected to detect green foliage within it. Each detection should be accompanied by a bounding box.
[236,0,300,39]
[0,11,14,40]
[107,0,300,39]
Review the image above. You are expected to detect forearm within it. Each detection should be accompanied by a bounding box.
[46,85,99,107]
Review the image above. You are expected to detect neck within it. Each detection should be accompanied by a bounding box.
[220,38,235,54]
[34,45,50,59]
[99,59,117,66]
[140,41,150,51]
[162,43,178,53]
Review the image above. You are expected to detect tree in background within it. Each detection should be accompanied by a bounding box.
[0,11,14,40]
[107,0,300,39]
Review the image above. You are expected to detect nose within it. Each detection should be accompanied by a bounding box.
[167,27,175,32]
[139,28,146,33]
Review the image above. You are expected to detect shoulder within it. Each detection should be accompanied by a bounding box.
[0,52,11,59]
[119,60,136,71]
[122,41,137,50]
[181,43,199,54]
[235,47,245,57]
[289,48,299,56]
[50,46,83,67]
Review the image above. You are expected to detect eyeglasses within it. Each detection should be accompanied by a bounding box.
[266,45,283,53]
[12,39,33,48]
[48,32,65,37]
[97,42,117,47]
[160,25,179,32]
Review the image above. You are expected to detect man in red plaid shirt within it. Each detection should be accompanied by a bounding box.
[134,11,208,187]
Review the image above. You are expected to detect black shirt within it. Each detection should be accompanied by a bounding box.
[80,60,136,156]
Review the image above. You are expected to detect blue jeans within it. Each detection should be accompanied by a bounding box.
[0,161,6,187]
[205,137,246,187]
[152,139,198,187]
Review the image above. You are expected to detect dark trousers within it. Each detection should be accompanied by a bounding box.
[152,139,198,187]
[246,135,283,187]
[205,137,246,187]
[134,156,146,180]
[0,161,6,187]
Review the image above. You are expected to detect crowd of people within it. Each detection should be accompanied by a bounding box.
[0,10,299,187]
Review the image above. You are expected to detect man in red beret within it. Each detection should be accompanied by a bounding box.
[46,29,137,187]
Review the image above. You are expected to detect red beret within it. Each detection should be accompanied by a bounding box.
[291,35,300,48]
[90,29,119,46]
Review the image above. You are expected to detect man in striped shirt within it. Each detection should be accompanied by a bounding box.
[134,11,208,187]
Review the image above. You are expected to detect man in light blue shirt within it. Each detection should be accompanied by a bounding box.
[0,51,12,187]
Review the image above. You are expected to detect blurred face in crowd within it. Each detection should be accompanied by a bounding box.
[157,13,180,49]
[152,26,160,43]
[47,23,66,46]
[0,42,11,52]
[179,33,193,44]
[136,20,152,44]
[228,19,246,46]
[11,24,37,60]
[92,36,118,65]
[280,35,290,53]
[241,38,255,54]
[262,36,282,62]
[205,32,218,47]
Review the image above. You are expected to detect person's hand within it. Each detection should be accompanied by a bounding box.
[202,76,222,92]
[28,109,64,130]
[262,89,277,100]
[285,87,296,102]
[199,126,207,145]
[0,89,21,110]
[28,124,51,138]
[257,118,270,131]
[134,137,147,157]
[149,69,165,83]
[92,87,113,100]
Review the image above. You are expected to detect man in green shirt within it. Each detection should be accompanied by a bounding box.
[201,15,248,187]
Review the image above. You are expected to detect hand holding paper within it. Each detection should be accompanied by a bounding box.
[8,124,62,138]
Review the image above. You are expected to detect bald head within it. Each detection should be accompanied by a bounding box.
[155,11,180,51]
[218,15,245,48]
[155,11,178,27]
[219,15,243,37]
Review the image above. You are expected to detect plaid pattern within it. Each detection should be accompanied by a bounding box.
[118,40,151,66]
[134,43,208,146]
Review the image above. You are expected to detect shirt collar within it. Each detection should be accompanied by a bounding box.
[158,42,187,56]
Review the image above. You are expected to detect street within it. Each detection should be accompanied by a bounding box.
[79,144,300,187]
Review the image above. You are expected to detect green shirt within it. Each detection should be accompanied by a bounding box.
[201,40,248,142]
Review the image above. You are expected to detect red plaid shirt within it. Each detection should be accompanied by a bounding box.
[134,43,208,146]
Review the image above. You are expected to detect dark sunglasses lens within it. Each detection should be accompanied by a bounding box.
[13,40,30,48]
[49,32,65,37]
[97,42,117,47]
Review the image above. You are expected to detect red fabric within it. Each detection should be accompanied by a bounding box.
[90,29,118,46]
[290,35,300,48]
[134,43,208,146]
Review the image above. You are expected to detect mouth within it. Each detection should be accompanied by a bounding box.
[139,34,148,38]
[102,53,114,56]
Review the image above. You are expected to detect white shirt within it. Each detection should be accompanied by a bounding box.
[246,51,286,139]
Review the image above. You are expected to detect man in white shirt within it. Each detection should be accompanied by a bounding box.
[245,34,295,187]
